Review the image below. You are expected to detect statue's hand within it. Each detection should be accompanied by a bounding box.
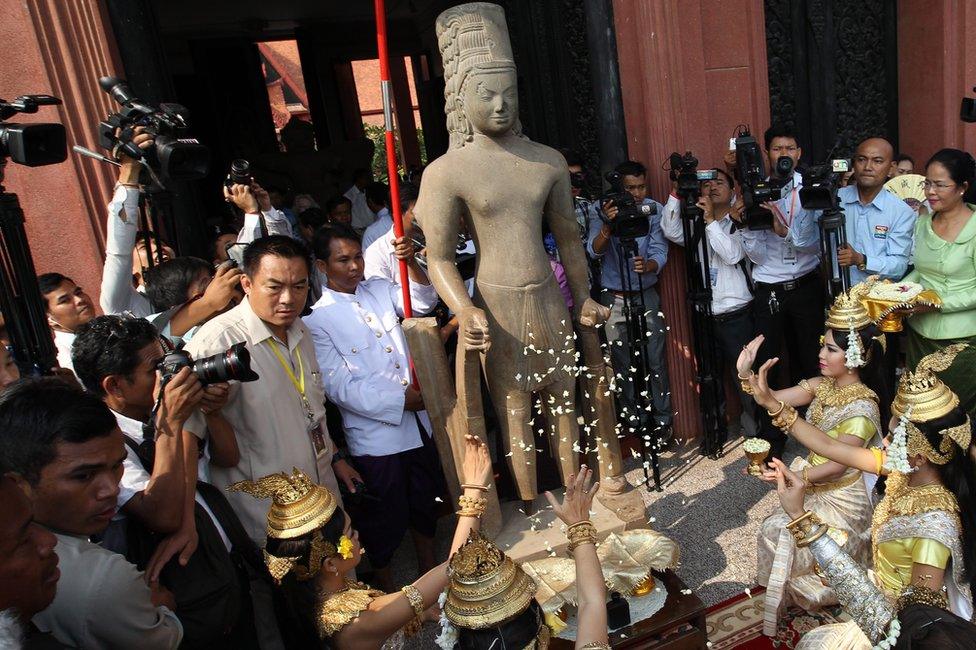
[459,306,491,352]
[576,298,610,328]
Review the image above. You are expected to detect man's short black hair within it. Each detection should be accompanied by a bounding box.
[312,224,361,262]
[209,225,238,261]
[398,182,419,214]
[72,315,160,396]
[325,195,352,215]
[37,272,72,301]
[895,153,915,166]
[242,235,311,277]
[298,207,329,230]
[0,378,118,485]
[142,256,213,312]
[763,124,800,151]
[364,181,389,208]
[615,160,646,178]
[351,168,371,183]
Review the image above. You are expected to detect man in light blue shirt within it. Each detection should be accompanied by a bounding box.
[836,137,916,284]
[587,160,671,434]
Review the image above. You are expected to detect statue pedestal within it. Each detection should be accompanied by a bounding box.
[495,486,648,565]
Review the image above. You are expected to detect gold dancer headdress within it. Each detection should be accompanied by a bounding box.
[229,468,343,583]
[824,279,877,369]
[885,345,972,471]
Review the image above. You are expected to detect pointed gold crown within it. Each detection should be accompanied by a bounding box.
[445,531,538,629]
[825,279,875,331]
[229,467,338,539]
[891,344,966,423]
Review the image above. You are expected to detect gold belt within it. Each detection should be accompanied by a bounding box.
[809,470,862,494]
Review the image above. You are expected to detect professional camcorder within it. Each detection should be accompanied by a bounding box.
[799,159,850,210]
[97,76,209,181]
[0,95,67,167]
[734,127,794,230]
[668,151,717,219]
[601,170,654,239]
[158,341,259,385]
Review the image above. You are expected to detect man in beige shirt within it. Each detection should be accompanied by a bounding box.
[184,235,361,544]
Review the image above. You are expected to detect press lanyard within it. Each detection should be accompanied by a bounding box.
[267,340,313,424]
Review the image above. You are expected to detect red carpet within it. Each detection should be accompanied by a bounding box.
[705,586,850,649]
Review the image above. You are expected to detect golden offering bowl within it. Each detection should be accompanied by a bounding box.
[744,449,770,476]
[631,574,656,597]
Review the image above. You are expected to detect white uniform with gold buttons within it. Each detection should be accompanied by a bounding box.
[303,276,439,457]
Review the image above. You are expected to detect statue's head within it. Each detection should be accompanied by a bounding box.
[436,3,524,149]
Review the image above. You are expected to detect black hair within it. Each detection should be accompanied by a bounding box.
[559,148,583,168]
[209,225,238,262]
[763,124,800,151]
[364,181,389,208]
[298,207,329,231]
[37,272,73,300]
[456,600,545,649]
[614,160,646,178]
[312,224,361,263]
[895,603,976,649]
[895,153,915,166]
[142,256,213,312]
[916,407,976,599]
[926,148,976,202]
[398,182,419,215]
[0,378,118,485]
[711,168,735,189]
[242,235,311,277]
[265,507,348,645]
[71,315,160,396]
[325,195,352,215]
[351,168,371,184]
[827,324,891,427]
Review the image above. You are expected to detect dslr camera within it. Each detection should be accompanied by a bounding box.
[668,151,717,219]
[601,170,655,240]
[734,127,795,230]
[158,341,259,385]
[0,95,67,167]
[799,159,850,211]
[97,76,209,182]
[224,158,252,188]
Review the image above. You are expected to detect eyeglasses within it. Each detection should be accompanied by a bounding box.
[923,180,956,191]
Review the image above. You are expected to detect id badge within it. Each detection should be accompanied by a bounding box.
[782,242,797,264]
[709,267,718,287]
[309,422,327,457]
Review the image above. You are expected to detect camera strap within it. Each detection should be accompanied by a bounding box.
[728,220,755,296]
[266,340,313,426]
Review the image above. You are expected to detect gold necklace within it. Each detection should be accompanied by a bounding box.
[806,378,878,428]
[871,473,960,544]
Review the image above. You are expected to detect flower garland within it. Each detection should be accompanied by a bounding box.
[872,615,901,650]
[882,407,915,474]
[435,589,458,649]
[845,319,865,369]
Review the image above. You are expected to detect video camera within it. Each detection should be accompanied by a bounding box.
[158,341,259,386]
[799,159,851,211]
[962,86,976,122]
[668,151,717,219]
[0,95,67,167]
[601,170,655,240]
[734,127,794,230]
[97,76,209,182]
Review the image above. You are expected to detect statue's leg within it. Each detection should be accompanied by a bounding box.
[538,376,581,487]
[494,386,537,502]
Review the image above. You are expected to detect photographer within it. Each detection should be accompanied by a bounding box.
[223,181,293,245]
[660,169,758,440]
[72,315,261,648]
[587,159,672,434]
[0,379,183,649]
[305,224,441,593]
[837,137,916,283]
[37,273,96,371]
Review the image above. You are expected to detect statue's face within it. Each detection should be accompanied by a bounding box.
[461,68,518,137]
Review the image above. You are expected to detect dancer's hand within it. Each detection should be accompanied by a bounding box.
[769,457,806,519]
[748,357,781,411]
[736,335,764,378]
[545,465,599,526]
[461,434,492,489]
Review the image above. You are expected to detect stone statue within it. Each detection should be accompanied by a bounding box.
[416,2,614,504]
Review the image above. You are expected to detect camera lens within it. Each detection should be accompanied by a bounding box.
[192,341,259,385]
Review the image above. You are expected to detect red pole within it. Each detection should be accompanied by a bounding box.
[374,0,412,319]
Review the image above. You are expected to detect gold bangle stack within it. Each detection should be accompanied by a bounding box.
[786,511,827,548]
[400,584,425,637]
[771,402,799,432]
[457,494,487,518]
[566,520,598,553]
[897,584,950,612]
[738,372,754,395]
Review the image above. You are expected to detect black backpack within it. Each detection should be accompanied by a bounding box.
[122,435,265,649]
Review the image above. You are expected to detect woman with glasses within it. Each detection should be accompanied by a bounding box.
[902,148,976,416]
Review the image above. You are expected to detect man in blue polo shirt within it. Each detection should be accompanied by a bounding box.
[836,137,916,283]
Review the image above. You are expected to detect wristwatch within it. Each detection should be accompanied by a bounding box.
[331,448,349,465]
[857,255,868,272]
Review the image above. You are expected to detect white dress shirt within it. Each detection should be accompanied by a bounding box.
[113,410,231,551]
[304,277,438,457]
[660,196,752,315]
[101,185,152,317]
[53,329,76,370]
[361,208,394,251]
[345,185,375,233]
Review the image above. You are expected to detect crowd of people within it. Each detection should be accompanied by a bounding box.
[0,110,975,650]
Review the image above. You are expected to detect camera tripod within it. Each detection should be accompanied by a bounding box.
[819,206,851,300]
[0,182,57,375]
[612,237,663,491]
[677,199,726,459]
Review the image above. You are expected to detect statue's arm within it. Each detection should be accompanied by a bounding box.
[414,164,473,315]
[545,167,594,312]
